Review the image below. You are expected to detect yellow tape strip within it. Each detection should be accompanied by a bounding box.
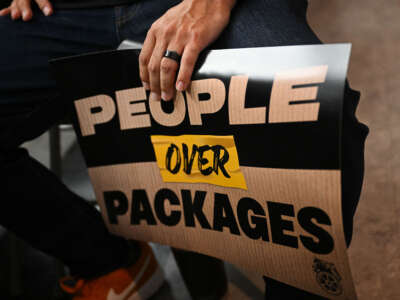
[151,135,247,190]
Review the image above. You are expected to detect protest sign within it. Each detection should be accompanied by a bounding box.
[51,44,356,299]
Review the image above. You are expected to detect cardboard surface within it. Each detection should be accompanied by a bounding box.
[51,44,356,299]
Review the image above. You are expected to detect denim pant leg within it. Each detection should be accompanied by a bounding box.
[0,6,142,278]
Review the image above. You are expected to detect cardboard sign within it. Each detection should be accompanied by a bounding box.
[51,44,357,299]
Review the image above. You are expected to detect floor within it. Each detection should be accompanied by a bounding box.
[308,1,399,299]
[0,0,398,299]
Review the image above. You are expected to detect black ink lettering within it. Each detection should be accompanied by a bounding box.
[211,145,230,178]
[154,189,181,226]
[182,143,198,175]
[237,197,269,241]
[267,201,298,248]
[213,193,240,235]
[197,145,213,176]
[181,190,211,229]
[166,143,181,174]
[103,191,128,224]
[131,190,157,225]
[298,207,334,254]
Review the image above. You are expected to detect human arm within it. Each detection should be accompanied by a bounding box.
[138,0,237,101]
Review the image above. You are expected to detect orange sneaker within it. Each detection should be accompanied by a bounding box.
[59,242,164,300]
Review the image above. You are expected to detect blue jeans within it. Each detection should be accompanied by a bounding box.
[0,0,368,298]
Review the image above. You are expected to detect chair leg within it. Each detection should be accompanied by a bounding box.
[49,125,62,177]
[49,125,66,278]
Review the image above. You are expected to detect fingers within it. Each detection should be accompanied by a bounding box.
[0,7,11,16]
[147,40,167,102]
[140,21,183,102]
[35,0,53,16]
[139,31,156,91]
[141,40,199,102]
[18,0,33,21]
[10,2,22,20]
[140,8,206,102]
[8,0,30,21]
[1,0,52,21]
[160,55,179,101]
[176,46,200,92]
[160,45,182,101]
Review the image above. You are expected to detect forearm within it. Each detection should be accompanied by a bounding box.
[181,0,237,17]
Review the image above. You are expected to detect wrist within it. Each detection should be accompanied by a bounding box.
[215,0,237,10]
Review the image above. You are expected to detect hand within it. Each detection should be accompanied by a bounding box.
[0,0,53,21]
[139,0,236,102]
